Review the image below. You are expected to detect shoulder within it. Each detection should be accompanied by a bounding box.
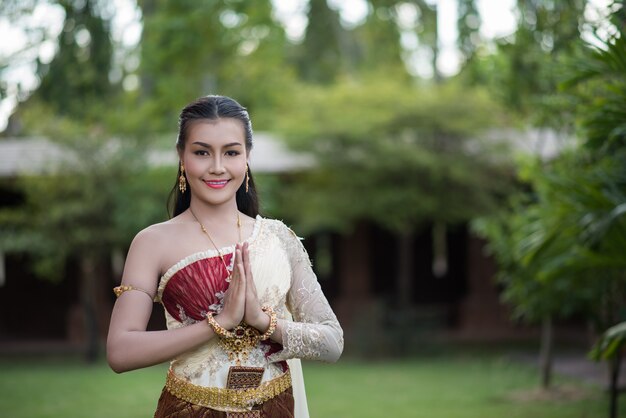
[121,221,181,283]
[260,218,308,259]
[261,218,312,267]
[261,217,301,241]
[129,219,181,256]
[134,220,175,243]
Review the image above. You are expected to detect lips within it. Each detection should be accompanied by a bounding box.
[204,179,229,189]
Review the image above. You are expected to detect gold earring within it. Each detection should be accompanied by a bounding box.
[179,162,187,193]
[245,164,249,193]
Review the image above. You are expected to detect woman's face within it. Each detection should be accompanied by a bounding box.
[181,118,248,207]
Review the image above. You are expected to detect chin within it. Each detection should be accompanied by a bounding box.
[196,192,238,207]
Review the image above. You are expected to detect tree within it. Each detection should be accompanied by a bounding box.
[591,321,626,418]
[353,0,407,78]
[473,7,626,393]
[1,0,118,134]
[457,0,481,65]
[0,0,132,360]
[136,0,293,132]
[34,0,116,118]
[492,0,589,115]
[275,78,510,314]
[473,150,626,388]
[295,0,354,83]
[0,113,173,361]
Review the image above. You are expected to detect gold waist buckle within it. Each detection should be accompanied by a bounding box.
[165,368,292,411]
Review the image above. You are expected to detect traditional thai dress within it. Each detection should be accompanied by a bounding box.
[152,217,344,418]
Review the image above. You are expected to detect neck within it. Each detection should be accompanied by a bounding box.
[188,198,240,226]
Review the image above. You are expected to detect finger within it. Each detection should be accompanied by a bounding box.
[237,258,246,286]
[227,245,242,287]
[234,243,242,268]
[235,246,246,287]
[230,244,240,273]
[249,275,258,298]
[245,271,258,300]
[243,243,253,281]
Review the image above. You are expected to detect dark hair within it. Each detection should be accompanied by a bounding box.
[167,95,259,218]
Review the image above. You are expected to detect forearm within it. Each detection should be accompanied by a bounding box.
[269,318,343,363]
[247,307,284,345]
[106,320,215,373]
[269,320,284,345]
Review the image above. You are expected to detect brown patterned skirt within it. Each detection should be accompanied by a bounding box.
[153,386,294,418]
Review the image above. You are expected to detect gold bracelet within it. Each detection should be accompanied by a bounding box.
[206,312,236,339]
[258,306,277,341]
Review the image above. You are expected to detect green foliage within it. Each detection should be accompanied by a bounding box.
[562,24,626,154]
[295,0,347,83]
[0,117,172,281]
[590,321,626,361]
[33,0,117,119]
[473,150,626,323]
[472,14,626,328]
[137,0,293,132]
[353,1,406,78]
[457,0,481,64]
[274,78,510,234]
[0,0,121,135]
[461,0,588,121]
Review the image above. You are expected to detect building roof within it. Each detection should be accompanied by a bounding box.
[0,133,314,178]
[0,128,570,179]
[0,137,65,177]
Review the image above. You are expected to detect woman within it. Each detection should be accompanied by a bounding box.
[107,95,343,418]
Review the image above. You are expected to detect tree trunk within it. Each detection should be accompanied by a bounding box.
[80,256,100,363]
[539,316,553,389]
[432,222,447,278]
[397,231,414,309]
[139,0,156,99]
[432,3,441,83]
[609,349,622,418]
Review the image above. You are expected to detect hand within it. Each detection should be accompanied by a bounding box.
[214,244,246,330]
[242,242,270,332]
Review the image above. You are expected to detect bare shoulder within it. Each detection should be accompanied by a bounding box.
[127,219,185,270]
[126,220,180,280]
[132,220,177,249]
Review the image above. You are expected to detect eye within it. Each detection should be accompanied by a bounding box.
[194,150,209,156]
[226,150,241,157]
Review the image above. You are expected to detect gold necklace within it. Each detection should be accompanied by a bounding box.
[189,208,242,282]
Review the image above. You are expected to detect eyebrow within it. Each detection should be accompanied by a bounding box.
[190,141,243,149]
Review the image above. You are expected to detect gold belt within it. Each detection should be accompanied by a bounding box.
[165,368,292,411]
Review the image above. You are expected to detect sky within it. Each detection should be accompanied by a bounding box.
[0,0,615,131]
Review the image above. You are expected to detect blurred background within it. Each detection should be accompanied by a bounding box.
[0,1,625,417]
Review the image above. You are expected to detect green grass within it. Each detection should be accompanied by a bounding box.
[0,354,618,418]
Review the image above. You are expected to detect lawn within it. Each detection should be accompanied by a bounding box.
[0,353,617,418]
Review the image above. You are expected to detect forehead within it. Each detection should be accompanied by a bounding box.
[186,118,245,146]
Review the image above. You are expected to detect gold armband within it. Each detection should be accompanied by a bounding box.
[113,284,154,300]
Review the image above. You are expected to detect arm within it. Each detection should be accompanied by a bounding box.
[268,225,344,363]
[106,228,246,373]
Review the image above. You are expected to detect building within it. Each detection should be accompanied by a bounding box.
[0,133,562,355]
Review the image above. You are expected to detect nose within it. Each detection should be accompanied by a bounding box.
[209,155,225,174]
